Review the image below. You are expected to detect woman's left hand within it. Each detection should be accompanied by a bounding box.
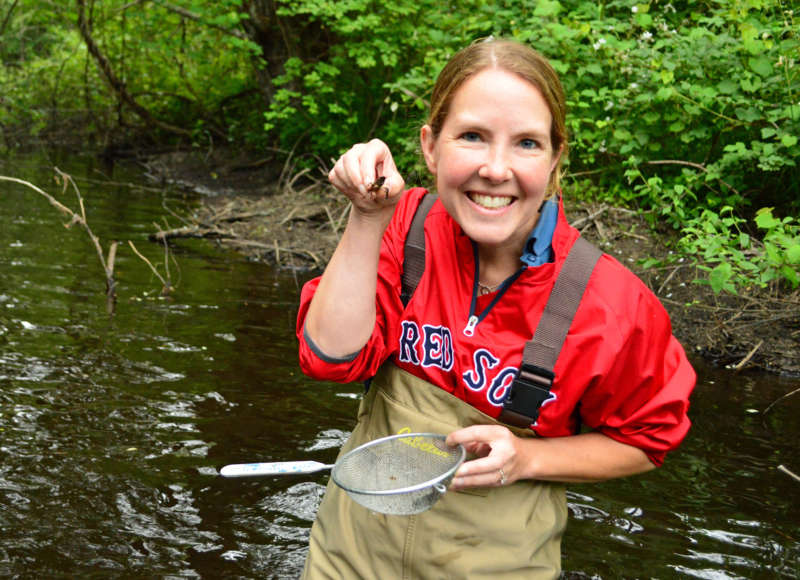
[446,425,525,489]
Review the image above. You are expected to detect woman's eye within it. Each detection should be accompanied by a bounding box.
[461,132,481,142]
[520,138,539,150]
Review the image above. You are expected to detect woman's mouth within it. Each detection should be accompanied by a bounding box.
[468,192,513,209]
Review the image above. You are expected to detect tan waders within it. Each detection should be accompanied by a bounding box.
[302,364,567,579]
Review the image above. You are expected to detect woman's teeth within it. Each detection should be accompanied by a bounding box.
[469,193,513,209]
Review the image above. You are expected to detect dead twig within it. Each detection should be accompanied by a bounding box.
[323,204,339,236]
[149,225,235,241]
[645,159,741,198]
[657,265,686,295]
[1,172,118,304]
[619,230,649,241]
[763,386,800,415]
[128,240,173,295]
[777,464,800,483]
[728,312,800,330]
[279,206,300,226]
[569,205,608,230]
[729,339,763,373]
[336,202,351,232]
[154,218,181,290]
[225,239,321,267]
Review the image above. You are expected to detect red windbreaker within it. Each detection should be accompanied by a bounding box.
[297,188,694,465]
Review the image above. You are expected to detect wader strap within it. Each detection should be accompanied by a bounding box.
[498,237,602,428]
[400,193,438,307]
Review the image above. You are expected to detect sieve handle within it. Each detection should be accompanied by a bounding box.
[220,460,334,478]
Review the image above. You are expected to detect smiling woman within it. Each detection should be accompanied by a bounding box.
[296,38,695,579]
[420,67,561,278]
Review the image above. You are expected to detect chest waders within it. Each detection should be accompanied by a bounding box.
[302,194,601,579]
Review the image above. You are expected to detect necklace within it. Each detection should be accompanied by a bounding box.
[477,281,502,296]
[464,243,526,337]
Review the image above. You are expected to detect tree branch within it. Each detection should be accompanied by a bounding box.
[0,171,117,304]
[0,0,19,38]
[645,159,741,197]
[157,1,248,39]
[75,0,192,138]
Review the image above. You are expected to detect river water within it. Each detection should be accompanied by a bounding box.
[0,152,798,578]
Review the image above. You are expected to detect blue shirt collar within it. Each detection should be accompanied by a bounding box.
[520,198,558,267]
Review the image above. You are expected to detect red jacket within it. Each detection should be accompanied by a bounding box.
[297,188,694,465]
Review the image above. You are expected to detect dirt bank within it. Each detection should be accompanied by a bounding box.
[145,149,800,377]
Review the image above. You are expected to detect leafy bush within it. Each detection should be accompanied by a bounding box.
[1,1,263,146]
[680,206,800,293]
[2,0,798,294]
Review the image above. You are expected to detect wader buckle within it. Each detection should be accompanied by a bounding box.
[498,364,555,428]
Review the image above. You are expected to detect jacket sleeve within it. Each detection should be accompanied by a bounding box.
[296,188,429,383]
[571,257,695,466]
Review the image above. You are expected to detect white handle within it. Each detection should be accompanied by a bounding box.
[220,460,334,478]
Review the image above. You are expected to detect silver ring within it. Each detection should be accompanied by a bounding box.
[498,468,507,486]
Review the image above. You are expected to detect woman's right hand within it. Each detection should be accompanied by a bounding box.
[304,139,404,359]
[328,139,405,215]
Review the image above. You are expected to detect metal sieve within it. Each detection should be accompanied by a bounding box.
[220,432,465,516]
[331,432,466,515]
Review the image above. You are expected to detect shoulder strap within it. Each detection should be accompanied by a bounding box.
[498,236,603,428]
[400,193,438,306]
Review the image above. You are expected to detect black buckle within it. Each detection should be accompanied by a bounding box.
[499,364,555,427]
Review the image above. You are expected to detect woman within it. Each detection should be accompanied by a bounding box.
[297,38,694,578]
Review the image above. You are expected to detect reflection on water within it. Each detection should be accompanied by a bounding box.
[0,153,798,578]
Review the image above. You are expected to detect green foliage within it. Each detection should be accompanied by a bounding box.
[265,0,458,170]
[680,206,800,294]
[1,1,263,146]
[2,0,798,296]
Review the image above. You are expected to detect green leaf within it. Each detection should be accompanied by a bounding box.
[716,79,738,95]
[709,262,733,294]
[633,13,653,27]
[748,56,773,77]
[739,233,750,249]
[786,244,800,265]
[755,208,781,230]
[780,265,799,287]
[740,75,762,92]
[781,134,798,148]
[533,0,562,17]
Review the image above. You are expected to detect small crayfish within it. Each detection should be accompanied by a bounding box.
[367,176,388,200]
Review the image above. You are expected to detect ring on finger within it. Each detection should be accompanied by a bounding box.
[498,468,507,486]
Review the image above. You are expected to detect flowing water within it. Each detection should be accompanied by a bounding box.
[0,152,798,578]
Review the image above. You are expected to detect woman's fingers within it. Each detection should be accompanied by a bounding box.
[447,425,519,489]
[329,140,404,208]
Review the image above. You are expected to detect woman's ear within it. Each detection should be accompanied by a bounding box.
[420,125,438,175]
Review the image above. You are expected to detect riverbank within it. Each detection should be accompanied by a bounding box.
[144,149,800,377]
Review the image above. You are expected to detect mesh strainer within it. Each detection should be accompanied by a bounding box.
[220,432,465,516]
[332,432,465,515]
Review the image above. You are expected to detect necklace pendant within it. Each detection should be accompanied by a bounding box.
[463,315,479,337]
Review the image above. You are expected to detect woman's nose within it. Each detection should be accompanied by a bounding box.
[478,146,512,183]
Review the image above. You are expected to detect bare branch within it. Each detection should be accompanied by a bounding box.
[0,172,116,303]
[730,339,763,373]
[128,240,173,295]
[0,175,74,218]
[157,2,248,39]
[777,464,800,483]
[645,159,741,197]
[0,0,19,38]
[763,386,800,415]
[75,0,192,138]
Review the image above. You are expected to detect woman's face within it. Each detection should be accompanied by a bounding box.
[421,68,561,259]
